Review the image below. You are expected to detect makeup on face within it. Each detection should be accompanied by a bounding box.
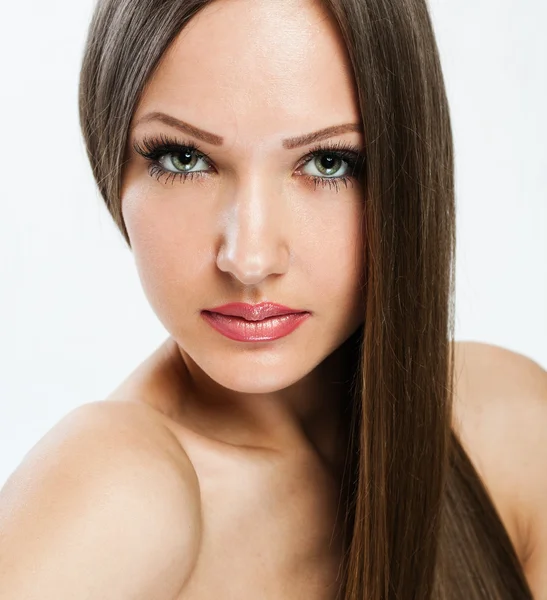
[201,302,311,342]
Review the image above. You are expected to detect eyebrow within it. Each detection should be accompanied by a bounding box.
[133,111,363,149]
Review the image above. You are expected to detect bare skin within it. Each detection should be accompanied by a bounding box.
[108,336,352,599]
[2,339,544,599]
[105,336,542,599]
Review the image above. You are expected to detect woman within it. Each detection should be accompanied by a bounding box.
[1,0,546,598]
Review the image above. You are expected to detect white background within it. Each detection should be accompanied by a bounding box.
[0,0,546,487]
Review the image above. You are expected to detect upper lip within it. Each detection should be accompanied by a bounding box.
[204,302,307,321]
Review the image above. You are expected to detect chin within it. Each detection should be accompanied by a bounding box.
[184,338,322,395]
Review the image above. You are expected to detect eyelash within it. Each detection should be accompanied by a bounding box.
[132,133,366,193]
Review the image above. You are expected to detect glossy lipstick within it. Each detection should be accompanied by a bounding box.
[201,302,310,342]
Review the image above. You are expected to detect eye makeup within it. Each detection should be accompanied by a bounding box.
[132,132,366,192]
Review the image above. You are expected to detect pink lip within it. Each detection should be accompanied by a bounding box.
[204,302,306,321]
[201,311,310,342]
[201,302,310,342]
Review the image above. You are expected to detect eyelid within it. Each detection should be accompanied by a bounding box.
[132,133,213,164]
[295,141,364,170]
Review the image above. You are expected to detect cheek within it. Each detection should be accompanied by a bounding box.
[121,185,211,320]
[298,203,365,343]
[305,203,365,300]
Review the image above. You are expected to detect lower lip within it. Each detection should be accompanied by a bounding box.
[201,311,311,342]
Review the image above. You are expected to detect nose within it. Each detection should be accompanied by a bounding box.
[216,175,291,285]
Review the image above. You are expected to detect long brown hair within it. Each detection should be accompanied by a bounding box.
[78,1,533,598]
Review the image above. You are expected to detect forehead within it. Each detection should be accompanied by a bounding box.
[133,0,361,148]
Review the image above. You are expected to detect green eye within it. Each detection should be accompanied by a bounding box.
[310,154,345,177]
[159,148,210,174]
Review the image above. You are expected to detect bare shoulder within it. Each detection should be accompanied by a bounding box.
[451,340,547,597]
[0,400,201,599]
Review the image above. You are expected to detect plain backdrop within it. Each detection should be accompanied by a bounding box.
[0,0,546,487]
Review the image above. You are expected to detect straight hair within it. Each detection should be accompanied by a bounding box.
[78,0,534,597]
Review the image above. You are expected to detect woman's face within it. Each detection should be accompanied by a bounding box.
[121,0,366,395]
